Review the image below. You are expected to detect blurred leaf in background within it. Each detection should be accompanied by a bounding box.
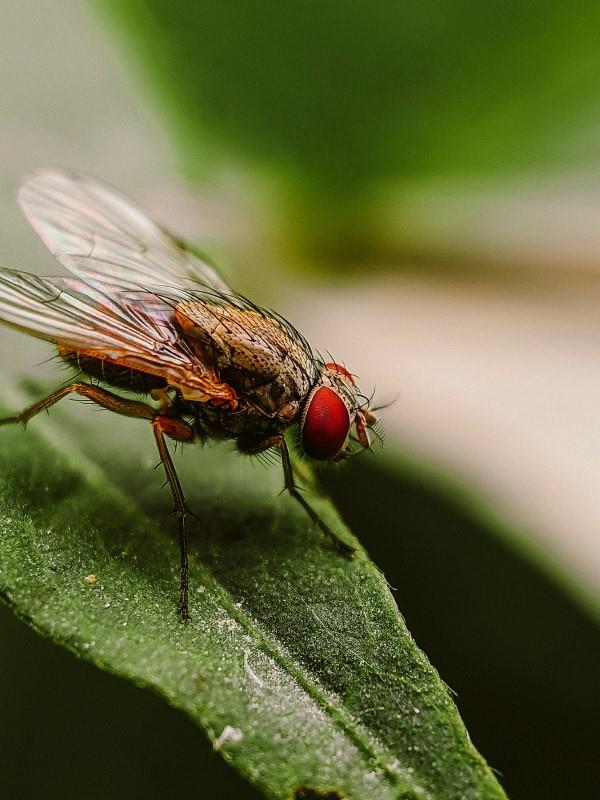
[98,0,600,253]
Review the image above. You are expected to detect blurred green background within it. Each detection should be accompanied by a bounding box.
[102,0,600,253]
[1,2,600,798]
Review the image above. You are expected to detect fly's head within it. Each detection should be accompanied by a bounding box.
[299,361,381,462]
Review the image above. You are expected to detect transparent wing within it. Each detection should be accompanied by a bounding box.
[18,168,231,295]
[0,269,235,403]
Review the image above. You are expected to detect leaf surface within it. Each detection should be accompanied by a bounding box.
[0,383,506,800]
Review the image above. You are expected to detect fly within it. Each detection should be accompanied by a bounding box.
[0,169,381,620]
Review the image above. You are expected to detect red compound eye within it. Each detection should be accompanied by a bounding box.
[301,386,350,460]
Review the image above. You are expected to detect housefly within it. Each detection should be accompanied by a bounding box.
[0,170,380,620]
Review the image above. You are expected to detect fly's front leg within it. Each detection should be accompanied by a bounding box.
[256,435,355,557]
[152,415,196,622]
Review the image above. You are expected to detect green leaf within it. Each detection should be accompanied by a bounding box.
[0,382,507,800]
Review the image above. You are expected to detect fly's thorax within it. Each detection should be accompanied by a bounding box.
[175,298,316,419]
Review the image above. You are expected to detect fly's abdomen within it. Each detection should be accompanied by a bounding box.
[59,349,167,396]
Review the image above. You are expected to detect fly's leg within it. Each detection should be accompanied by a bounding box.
[0,382,155,426]
[263,435,355,557]
[1,383,197,621]
[152,416,195,622]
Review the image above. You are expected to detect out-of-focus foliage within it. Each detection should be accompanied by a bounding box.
[100,2,600,211]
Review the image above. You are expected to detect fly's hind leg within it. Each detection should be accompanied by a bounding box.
[152,416,196,622]
[250,435,355,557]
[1,382,197,622]
[0,381,155,426]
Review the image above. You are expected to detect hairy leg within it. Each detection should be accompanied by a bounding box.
[247,435,355,556]
[0,381,155,425]
[152,415,195,621]
[1,382,196,621]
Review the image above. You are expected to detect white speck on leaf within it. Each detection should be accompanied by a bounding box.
[213,725,243,751]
